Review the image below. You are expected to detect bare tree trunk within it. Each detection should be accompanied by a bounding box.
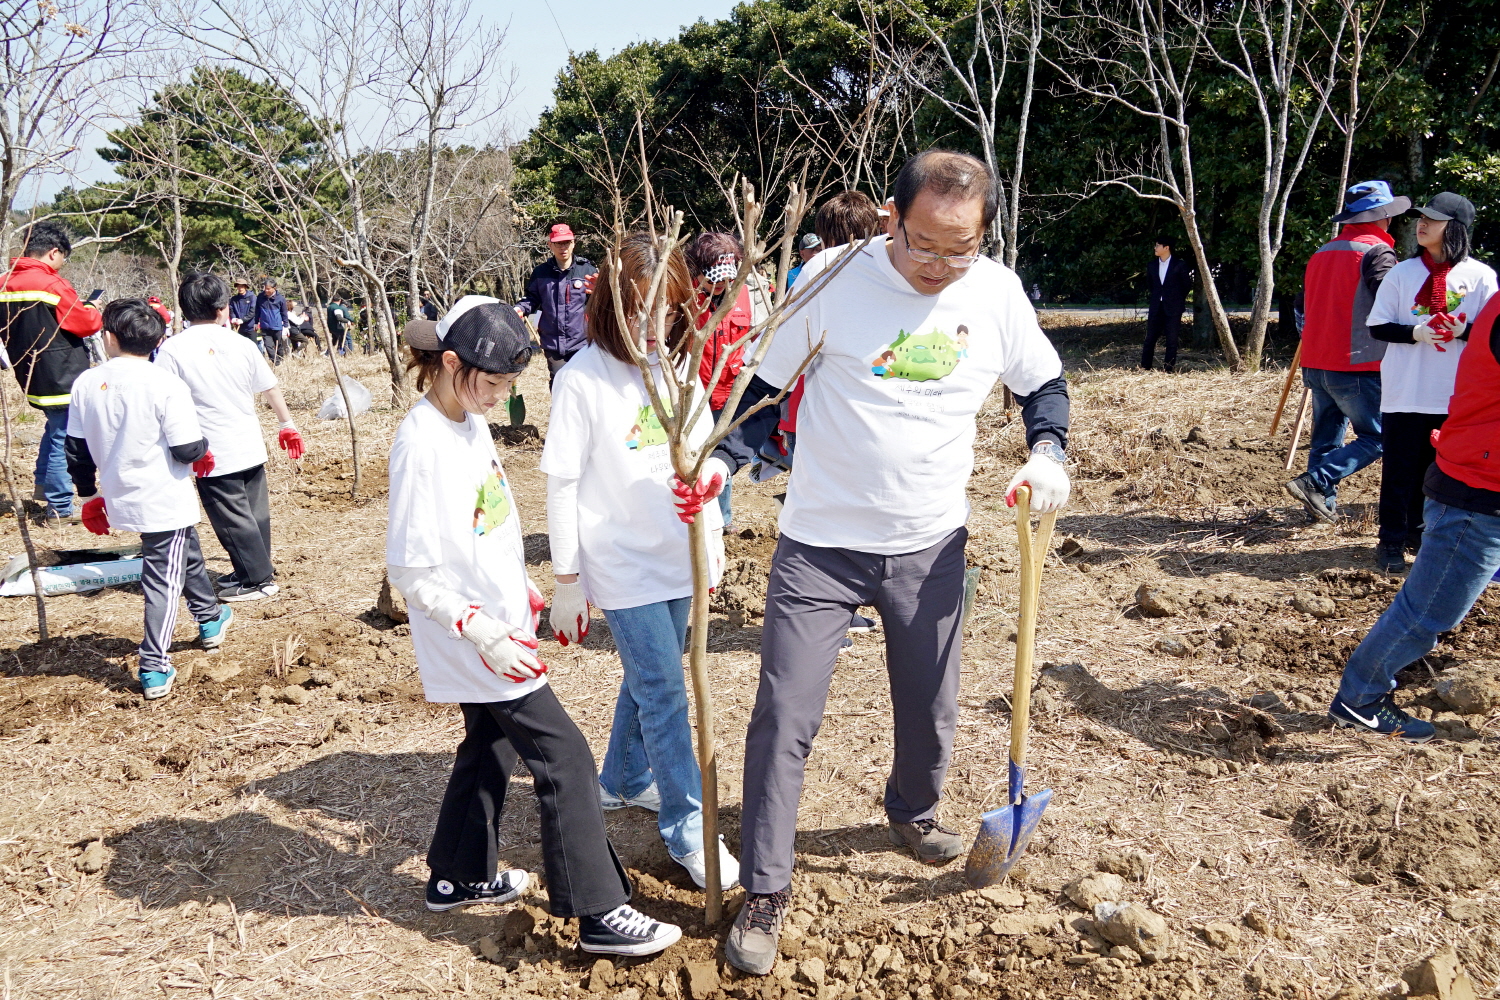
[685,513,720,923]
[1004,1,1042,270]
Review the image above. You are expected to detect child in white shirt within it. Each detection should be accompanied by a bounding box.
[65,299,233,700]
[155,272,304,602]
[387,296,680,957]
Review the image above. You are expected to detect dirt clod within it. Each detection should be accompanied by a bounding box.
[587,958,614,992]
[1135,583,1182,618]
[377,574,409,624]
[201,659,243,683]
[1063,872,1125,910]
[683,959,719,999]
[277,685,312,706]
[1097,849,1149,881]
[1432,660,1500,715]
[1154,635,1191,657]
[75,840,105,873]
[1291,592,1337,618]
[1094,902,1171,961]
[978,885,1024,907]
[1198,921,1241,950]
[1401,946,1478,1000]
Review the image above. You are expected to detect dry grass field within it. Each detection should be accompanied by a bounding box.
[0,323,1495,1000]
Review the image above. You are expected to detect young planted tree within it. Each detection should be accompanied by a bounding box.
[599,180,867,922]
[1048,0,1243,368]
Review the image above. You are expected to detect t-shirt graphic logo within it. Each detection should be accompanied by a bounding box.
[625,402,669,450]
[472,461,511,535]
[1413,283,1469,318]
[870,328,963,382]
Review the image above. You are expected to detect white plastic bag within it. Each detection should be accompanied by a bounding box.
[0,557,143,597]
[318,376,372,420]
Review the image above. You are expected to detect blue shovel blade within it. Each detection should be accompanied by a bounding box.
[963,784,1052,889]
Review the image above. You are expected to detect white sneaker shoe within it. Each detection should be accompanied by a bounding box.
[671,836,740,890]
[599,781,661,812]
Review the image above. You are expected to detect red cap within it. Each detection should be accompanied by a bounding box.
[548,223,575,242]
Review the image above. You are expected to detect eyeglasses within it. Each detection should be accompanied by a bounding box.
[898,222,981,269]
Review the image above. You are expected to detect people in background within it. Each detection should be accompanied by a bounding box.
[1141,238,1192,373]
[254,278,290,363]
[1285,180,1405,525]
[787,233,821,289]
[327,292,353,355]
[1365,192,1496,574]
[0,220,103,522]
[687,232,754,530]
[515,223,597,385]
[229,279,255,342]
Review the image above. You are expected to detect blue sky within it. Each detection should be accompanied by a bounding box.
[501,0,739,136]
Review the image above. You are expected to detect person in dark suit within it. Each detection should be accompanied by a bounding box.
[1143,238,1193,372]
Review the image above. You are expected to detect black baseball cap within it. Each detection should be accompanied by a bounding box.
[403,295,534,374]
[1416,192,1476,228]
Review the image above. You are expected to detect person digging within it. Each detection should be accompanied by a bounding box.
[701,149,1071,976]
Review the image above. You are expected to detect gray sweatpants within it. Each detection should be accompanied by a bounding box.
[739,527,967,894]
[139,527,221,672]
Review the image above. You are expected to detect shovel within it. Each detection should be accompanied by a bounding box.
[964,485,1057,888]
[506,384,527,428]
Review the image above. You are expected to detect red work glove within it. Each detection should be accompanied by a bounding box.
[193,450,216,477]
[668,457,729,524]
[81,496,110,535]
[527,579,546,634]
[278,425,305,460]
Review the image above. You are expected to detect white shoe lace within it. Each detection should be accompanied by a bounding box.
[602,905,657,939]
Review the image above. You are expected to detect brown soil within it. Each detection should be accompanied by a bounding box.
[0,327,1497,1000]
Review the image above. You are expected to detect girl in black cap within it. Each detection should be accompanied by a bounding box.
[1366,193,1498,572]
[386,296,680,956]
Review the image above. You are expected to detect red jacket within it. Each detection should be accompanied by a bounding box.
[1300,223,1396,372]
[1435,295,1500,493]
[696,285,752,411]
[0,257,102,408]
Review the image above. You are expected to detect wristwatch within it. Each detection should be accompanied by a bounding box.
[1031,440,1068,465]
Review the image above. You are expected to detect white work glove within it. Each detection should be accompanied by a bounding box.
[550,581,590,646]
[1005,442,1071,513]
[1412,322,1446,346]
[460,611,547,684]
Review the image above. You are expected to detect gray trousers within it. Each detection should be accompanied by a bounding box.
[739,527,967,894]
[139,527,220,671]
[196,465,274,588]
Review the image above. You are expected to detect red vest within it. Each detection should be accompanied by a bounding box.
[1435,295,1500,492]
[1300,224,1391,372]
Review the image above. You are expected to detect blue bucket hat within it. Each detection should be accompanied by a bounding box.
[1332,180,1411,224]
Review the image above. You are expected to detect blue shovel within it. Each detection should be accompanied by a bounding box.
[965,485,1057,888]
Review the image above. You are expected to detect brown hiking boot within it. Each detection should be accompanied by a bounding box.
[888,818,963,864]
[724,888,790,976]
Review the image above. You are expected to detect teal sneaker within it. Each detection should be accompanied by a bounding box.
[141,665,177,700]
[199,605,233,648]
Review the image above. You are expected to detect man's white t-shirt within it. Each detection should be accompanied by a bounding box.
[1367,256,1498,413]
[154,323,278,476]
[764,236,1063,555]
[386,398,542,703]
[541,345,725,610]
[66,357,203,534]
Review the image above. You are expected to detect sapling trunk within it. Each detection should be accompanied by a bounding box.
[685,513,721,922]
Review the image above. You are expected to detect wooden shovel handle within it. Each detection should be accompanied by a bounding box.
[1010,487,1058,770]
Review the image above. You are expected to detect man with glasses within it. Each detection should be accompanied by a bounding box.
[694,149,1071,975]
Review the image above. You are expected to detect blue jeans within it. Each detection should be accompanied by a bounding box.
[600,597,705,858]
[35,407,73,516]
[1336,500,1500,707]
[1302,368,1382,503]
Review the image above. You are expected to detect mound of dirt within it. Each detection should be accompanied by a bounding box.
[1292,781,1500,892]
[711,528,778,618]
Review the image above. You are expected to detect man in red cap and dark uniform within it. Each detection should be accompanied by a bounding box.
[515,223,598,385]
[1285,179,1409,523]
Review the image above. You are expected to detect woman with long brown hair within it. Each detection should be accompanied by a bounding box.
[540,233,738,889]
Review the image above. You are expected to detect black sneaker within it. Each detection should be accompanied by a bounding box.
[1285,474,1336,523]
[219,582,280,602]
[1328,694,1435,743]
[848,613,879,634]
[1374,542,1407,574]
[425,870,529,911]
[888,818,964,864]
[578,904,681,957]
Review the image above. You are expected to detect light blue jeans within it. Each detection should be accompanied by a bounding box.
[1302,367,1383,504]
[600,597,704,858]
[35,407,73,516]
[1336,500,1500,707]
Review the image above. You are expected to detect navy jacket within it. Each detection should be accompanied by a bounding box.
[516,256,597,355]
[229,291,255,329]
[255,291,288,331]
